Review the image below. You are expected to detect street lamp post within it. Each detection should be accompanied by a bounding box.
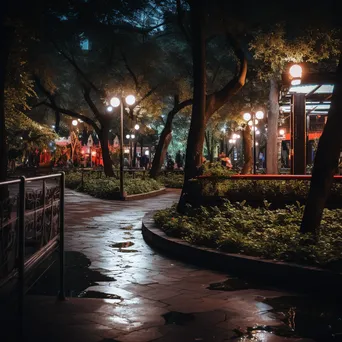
[108,94,136,200]
[243,111,264,174]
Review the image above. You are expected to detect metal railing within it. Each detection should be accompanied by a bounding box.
[0,173,65,335]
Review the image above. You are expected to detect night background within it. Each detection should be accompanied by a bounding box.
[0,0,342,341]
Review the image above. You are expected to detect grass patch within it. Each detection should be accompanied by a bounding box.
[154,202,342,269]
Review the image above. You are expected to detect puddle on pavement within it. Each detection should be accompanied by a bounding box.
[78,290,122,300]
[162,311,195,325]
[110,241,134,248]
[120,225,133,230]
[28,251,115,297]
[257,295,342,341]
[208,278,250,291]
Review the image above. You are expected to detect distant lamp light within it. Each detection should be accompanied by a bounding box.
[256,142,259,146]
[256,130,260,135]
[254,119,259,125]
[126,134,130,139]
[72,120,78,126]
[279,129,285,136]
[229,139,233,144]
[51,125,55,129]
[110,97,120,108]
[289,64,303,79]
[232,134,238,139]
[291,79,302,86]
[130,134,135,139]
[107,106,113,112]
[145,150,150,156]
[134,124,140,130]
[243,113,251,121]
[248,121,253,126]
[255,111,264,120]
[91,151,96,156]
[124,149,129,153]
[125,95,136,106]
[236,134,241,139]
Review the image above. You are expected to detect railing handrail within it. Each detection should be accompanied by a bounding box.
[0,179,21,186]
[197,174,342,181]
[26,173,62,182]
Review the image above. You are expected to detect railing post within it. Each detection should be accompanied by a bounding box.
[18,176,26,336]
[58,172,66,300]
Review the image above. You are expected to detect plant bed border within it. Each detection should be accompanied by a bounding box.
[142,212,342,292]
[124,187,166,201]
[66,186,166,201]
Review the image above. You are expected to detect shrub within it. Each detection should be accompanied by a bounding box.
[65,171,162,198]
[154,202,342,269]
[158,173,184,188]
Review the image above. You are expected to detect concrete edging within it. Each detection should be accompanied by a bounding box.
[124,188,167,201]
[142,212,342,292]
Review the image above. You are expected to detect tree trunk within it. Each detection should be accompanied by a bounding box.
[150,115,173,178]
[242,125,252,174]
[133,141,137,167]
[301,56,342,235]
[55,111,61,133]
[266,78,280,174]
[205,131,211,161]
[211,133,215,162]
[178,1,206,211]
[0,24,12,184]
[99,127,114,177]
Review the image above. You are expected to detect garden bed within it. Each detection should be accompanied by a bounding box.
[196,178,342,208]
[65,172,163,199]
[153,202,342,271]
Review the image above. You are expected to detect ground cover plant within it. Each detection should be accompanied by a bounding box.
[66,171,162,198]
[154,201,342,269]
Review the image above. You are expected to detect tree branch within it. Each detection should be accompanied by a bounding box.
[121,51,139,91]
[134,85,159,107]
[83,89,103,120]
[42,101,101,134]
[51,40,104,97]
[176,0,191,45]
[206,34,247,118]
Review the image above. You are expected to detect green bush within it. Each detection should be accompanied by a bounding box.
[158,173,184,188]
[154,202,342,269]
[65,171,162,198]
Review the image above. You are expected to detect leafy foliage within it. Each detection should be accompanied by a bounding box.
[158,173,184,188]
[154,202,342,268]
[65,171,162,197]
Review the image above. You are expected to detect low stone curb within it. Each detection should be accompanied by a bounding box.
[142,212,342,292]
[124,188,167,201]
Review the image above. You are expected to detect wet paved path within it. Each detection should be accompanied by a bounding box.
[21,189,313,342]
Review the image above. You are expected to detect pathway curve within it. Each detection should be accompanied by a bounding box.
[24,189,312,342]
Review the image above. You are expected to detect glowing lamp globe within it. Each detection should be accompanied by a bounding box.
[130,134,135,139]
[72,120,78,126]
[125,95,136,106]
[134,124,140,130]
[248,120,253,126]
[254,119,259,125]
[229,139,233,144]
[243,113,251,122]
[107,106,113,112]
[256,130,260,135]
[110,97,121,108]
[279,129,285,136]
[255,111,264,120]
[126,134,130,139]
[289,64,302,79]
[232,134,238,139]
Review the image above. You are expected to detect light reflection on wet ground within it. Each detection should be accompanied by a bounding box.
[25,189,339,341]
